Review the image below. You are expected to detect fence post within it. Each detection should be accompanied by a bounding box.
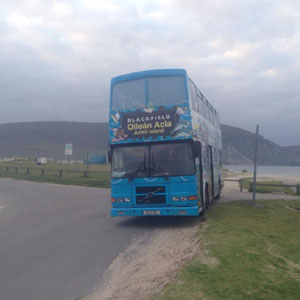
[41,169,45,176]
[249,183,253,192]
[26,168,29,175]
[239,179,243,192]
[15,167,18,173]
[6,166,9,172]
[297,184,300,196]
[84,171,87,177]
[59,169,63,177]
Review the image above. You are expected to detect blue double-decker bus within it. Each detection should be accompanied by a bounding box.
[109,69,222,217]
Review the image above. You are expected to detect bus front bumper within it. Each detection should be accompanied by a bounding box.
[111,206,200,217]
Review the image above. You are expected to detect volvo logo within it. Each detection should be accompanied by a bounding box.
[146,187,162,199]
[147,192,154,199]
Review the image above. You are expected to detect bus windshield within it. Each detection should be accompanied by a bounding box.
[112,142,195,178]
[111,75,187,111]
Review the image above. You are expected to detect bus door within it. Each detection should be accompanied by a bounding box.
[195,142,204,209]
[208,146,214,198]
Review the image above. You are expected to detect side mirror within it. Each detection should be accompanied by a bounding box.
[193,141,201,158]
[108,150,112,163]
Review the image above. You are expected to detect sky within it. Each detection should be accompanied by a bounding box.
[0,0,299,146]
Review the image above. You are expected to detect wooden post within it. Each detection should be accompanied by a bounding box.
[15,167,18,173]
[84,171,87,177]
[67,156,70,176]
[252,125,259,205]
[26,168,29,175]
[239,179,243,192]
[59,169,63,177]
[249,183,253,192]
[42,169,45,176]
[297,184,300,196]
[6,166,9,172]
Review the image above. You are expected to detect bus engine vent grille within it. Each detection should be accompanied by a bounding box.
[136,186,166,205]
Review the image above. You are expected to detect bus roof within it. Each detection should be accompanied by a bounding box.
[111,69,187,84]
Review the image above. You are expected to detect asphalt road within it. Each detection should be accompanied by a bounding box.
[0,179,153,300]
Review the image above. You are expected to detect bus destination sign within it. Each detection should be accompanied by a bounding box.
[121,108,178,139]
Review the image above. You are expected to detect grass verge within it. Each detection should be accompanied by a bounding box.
[0,171,110,188]
[0,160,110,188]
[241,178,295,195]
[154,199,300,300]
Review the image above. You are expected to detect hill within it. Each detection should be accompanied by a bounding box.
[0,122,108,160]
[221,124,300,166]
[282,145,300,165]
[0,121,299,165]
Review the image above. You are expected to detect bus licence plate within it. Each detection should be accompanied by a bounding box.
[143,210,160,215]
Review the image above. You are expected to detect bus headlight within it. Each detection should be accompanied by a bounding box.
[112,197,130,203]
[172,196,180,201]
[180,196,187,201]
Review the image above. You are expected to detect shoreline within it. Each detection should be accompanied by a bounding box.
[224,171,300,185]
[223,165,300,177]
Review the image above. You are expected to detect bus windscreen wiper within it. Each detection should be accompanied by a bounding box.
[151,153,169,181]
[128,152,147,181]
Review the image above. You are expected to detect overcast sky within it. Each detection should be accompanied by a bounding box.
[1,0,299,145]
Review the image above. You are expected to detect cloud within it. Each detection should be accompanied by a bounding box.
[0,0,299,145]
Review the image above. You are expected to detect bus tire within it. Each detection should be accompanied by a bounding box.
[200,199,206,217]
[205,184,210,209]
[215,176,221,199]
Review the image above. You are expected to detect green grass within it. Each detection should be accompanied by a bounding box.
[0,159,110,187]
[154,199,300,300]
[0,158,111,172]
[241,178,296,195]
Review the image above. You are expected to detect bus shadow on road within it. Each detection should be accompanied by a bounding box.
[115,216,202,229]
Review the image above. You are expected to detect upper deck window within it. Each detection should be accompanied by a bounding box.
[112,78,145,111]
[148,76,187,107]
[111,75,187,111]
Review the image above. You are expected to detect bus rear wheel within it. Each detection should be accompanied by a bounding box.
[205,185,210,209]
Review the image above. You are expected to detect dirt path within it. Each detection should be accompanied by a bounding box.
[86,219,202,300]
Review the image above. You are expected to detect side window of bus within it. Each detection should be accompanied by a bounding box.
[188,80,198,112]
[196,91,204,116]
[212,110,216,126]
[216,112,220,128]
[207,107,211,123]
[202,146,208,165]
[203,100,209,120]
[213,148,219,164]
[209,106,213,124]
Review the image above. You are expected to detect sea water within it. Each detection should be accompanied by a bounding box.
[223,165,300,177]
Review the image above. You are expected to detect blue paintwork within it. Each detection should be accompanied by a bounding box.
[111,175,199,216]
[108,68,218,217]
[111,69,188,86]
[111,206,200,217]
[109,69,193,145]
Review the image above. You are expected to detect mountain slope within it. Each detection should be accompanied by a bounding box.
[221,124,300,165]
[0,121,108,160]
[0,121,299,165]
